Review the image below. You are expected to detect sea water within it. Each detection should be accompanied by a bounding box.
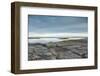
[28,38,84,44]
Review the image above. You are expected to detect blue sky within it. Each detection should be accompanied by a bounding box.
[28,15,88,33]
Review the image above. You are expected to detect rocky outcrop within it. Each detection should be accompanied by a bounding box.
[28,39,88,61]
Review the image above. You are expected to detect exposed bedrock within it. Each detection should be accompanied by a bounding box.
[28,39,88,61]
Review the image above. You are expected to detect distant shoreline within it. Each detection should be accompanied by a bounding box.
[28,37,87,39]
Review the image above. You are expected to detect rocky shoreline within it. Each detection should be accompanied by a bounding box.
[28,38,88,61]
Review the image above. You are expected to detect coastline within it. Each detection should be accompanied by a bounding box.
[28,38,88,60]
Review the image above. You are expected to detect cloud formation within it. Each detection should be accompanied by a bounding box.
[28,15,88,33]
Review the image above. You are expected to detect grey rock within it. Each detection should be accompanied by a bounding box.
[28,38,88,60]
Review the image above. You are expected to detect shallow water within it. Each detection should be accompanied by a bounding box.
[28,38,84,44]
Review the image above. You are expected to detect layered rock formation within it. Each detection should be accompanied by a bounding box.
[28,39,88,61]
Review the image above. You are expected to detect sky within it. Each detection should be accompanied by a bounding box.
[28,15,88,34]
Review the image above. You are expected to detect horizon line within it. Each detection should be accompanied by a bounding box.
[29,32,88,37]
